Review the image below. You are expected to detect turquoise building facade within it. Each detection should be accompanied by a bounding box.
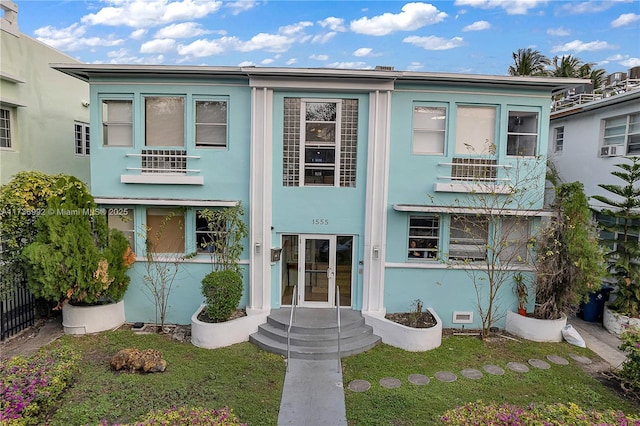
[54,64,582,329]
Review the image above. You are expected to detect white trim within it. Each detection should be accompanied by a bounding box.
[0,71,24,84]
[249,76,394,92]
[393,204,553,217]
[385,261,535,271]
[95,197,238,207]
[120,174,204,185]
[434,182,512,194]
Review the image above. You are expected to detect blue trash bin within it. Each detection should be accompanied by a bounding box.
[582,287,612,322]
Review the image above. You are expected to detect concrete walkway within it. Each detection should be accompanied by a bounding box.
[570,316,627,370]
[278,359,347,426]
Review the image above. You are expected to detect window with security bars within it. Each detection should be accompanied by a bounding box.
[283,98,358,187]
[451,158,497,181]
[141,149,187,173]
[75,122,90,156]
[1,108,12,148]
[408,215,439,259]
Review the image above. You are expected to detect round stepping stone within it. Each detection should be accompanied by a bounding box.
[507,362,529,373]
[460,368,483,380]
[408,374,430,385]
[435,371,457,382]
[547,354,569,365]
[348,380,371,392]
[379,377,401,389]
[569,353,592,364]
[528,359,551,369]
[483,364,505,375]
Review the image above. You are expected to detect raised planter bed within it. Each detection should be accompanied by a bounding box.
[363,308,442,351]
[191,304,269,349]
[603,305,640,337]
[505,310,567,342]
[62,300,125,335]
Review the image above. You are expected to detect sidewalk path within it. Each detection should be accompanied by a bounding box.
[570,316,626,370]
[278,359,347,426]
[1,316,64,359]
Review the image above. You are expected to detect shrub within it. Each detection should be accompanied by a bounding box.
[620,326,640,390]
[98,406,246,425]
[440,401,640,425]
[0,346,80,424]
[201,270,243,322]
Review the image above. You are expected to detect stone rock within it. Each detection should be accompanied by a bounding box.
[110,348,167,373]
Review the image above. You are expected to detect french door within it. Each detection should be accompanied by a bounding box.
[298,235,336,307]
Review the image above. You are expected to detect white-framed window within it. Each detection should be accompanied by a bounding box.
[75,122,90,156]
[408,215,439,260]
[455,105,496,155]
[0,107,13,149]
[145,96,185,147]
[449,215,488,261]
[507,111,538,157]
[602,113,640,155]
[195,100,227,148]
[413,105,446,155]
[195,209,225,254]
[554,126,564,153]
[146,208,185,254]
[499,217,530,263]
[302,100,340,186]
[102,99,133,147]
[107,208,135,249]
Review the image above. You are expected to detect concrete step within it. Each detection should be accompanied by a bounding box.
[256,321,376,347]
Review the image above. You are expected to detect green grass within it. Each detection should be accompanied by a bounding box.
[43,331,285,426]
[342,336,639,425]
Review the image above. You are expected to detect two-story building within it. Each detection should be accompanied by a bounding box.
[53,64,583,336]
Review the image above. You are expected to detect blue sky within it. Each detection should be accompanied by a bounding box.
[12,0,640,75]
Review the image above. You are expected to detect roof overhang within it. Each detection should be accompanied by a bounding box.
[393,204,554,217]
[94,197,239,207]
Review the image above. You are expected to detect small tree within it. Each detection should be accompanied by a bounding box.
[534,182,606,319]
[591,158,640,317]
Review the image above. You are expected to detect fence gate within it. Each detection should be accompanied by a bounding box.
[1,272,35,341]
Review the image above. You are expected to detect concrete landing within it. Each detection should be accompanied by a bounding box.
[278,359,347,426]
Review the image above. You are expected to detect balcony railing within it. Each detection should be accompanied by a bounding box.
[126,150,201,174]
[436,158,512,193]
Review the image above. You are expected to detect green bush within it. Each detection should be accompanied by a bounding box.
[620,326,640,390]
[440,401,640,425]
[201,270,243,322]
[131,406,244,425]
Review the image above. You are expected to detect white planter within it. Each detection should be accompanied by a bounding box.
[191,304,269,349]
[363,308,442,352]
[505,310,567,342]
[62,300,125,335]
[603,305,640,337]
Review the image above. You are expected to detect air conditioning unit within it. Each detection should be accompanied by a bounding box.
[600,145,625,157]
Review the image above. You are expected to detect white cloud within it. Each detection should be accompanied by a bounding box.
[621,57,640,68]
[403,35,464,50]
[177,38,230,56]
[407,61,424,71]
[81,0,223,28]
[155,22,212,38]
[462,20,491,31]
[350,3,447,36]
[611,13,640,28]
[326,61,370,69]
[310,54,329,60]
[551,39,617,53]
[102,48,164,64]
[607,54,626,61]
[261,58,275,64]
[312,32,337,44]
[556,1,616,15]
[286,58,297,65]
[455,0,547,15]
[34,23,125,51]
[140,38,176,53]
[237,33,297,53]
[238,60,255,66]
[225,0,258,15]
[546,27,570,36]
[130,29,147,40]
[353,47,373,57]
[318,17,347,32]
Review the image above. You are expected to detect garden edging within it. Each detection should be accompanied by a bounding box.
[62,300,126,335]
[191,304,269,349]
[363,308,442,351]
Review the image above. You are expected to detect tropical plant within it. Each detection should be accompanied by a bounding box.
[21,177,133,306]
[619,325,640,390]
[550,54,607,89]
[513,272,528,312]
[507,48,550,76]
[592,158,640,317]
[534,182,606,319]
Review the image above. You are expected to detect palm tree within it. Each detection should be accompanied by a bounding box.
[508,48,551,76]
[551,55,583,77]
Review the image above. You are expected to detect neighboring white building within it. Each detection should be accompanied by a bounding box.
[0,0,90,185]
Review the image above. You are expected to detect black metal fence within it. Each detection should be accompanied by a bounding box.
[1,272,35,341]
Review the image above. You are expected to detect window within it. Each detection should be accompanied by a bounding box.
[456,106,496,155]
[449,216,488,261]
[145,96,185,147]
[107,208,135,249]
[413,105,446,155]
[554,126,564,153]
[75,122,90,156]
[195,100,227,148]
[283,98,358,187]
[507,111,538,156]
[408,216,439,259]
[499,218,530,263]
[146,208,184,254]
[602,114,640,155]
[102,100,132,146]
[195,210,225,253]
[0,107,12,149]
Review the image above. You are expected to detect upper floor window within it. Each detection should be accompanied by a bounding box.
[303,101,338,186]
[102,100,132,147]
[145,96,185,147]
[0,107,12,149]
[449,215,488,261]
[413,105,446,155]
[456,105,496,155]
[408,215,439,260]
[195,100,227,148]
[554,126,564,153]
[602,113,640,155]
[75,122,90,156]
[507,111,538,157]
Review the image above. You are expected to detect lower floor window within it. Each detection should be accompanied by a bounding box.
[106,208,135,249]
[146,208,185,253]
[408,215,439,259]
[449,215,488,261]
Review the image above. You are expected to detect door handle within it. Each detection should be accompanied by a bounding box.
[326,266,334,279]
